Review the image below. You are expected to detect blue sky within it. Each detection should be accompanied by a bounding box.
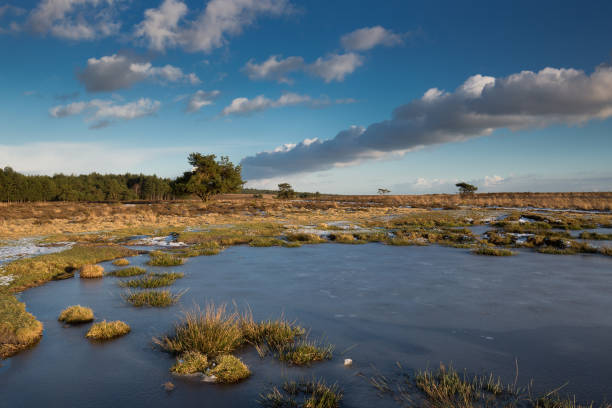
[0,0,611,193]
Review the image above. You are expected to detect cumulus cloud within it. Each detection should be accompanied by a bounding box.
[135,0,292,53]
[26,0,122,40]
[341,26,404,51]
[186,89,220,112]
[221,92,352,116]
[240,63,612,180]
[307,53,364,82]
[77,54,200,92]
[242,55,305,84]
[49,97,161,128]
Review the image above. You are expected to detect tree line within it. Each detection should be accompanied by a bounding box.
[0,153,244,202]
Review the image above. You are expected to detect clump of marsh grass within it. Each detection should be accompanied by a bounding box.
[578,232,612,240]
[148,251,185,266]
[108,266,147,277]
[0,293,43,358]
[259,378,343,408]
[119,272,184,289]
[209,354,251,383]
[124,289,184,307]
[277,338,333,366]
[86,320,130,340]
[58,305,94,324]
[80,264,104,278]
[240,309,305,355]
[112,258,130,266]
[472,247,515,256]
[285,232,325,244]
[249,237,285,247]
[155,303,243,357]
[170,350,209,375]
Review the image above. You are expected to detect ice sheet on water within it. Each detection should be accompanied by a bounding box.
[0,238,74,264]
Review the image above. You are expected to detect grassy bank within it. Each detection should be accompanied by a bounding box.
[0,292,43,359]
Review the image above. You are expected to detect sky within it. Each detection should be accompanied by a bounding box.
[1,0,611,194]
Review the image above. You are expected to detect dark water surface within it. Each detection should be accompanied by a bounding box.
[2,244,612,407]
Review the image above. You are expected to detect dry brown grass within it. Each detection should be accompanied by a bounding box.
[79,264,104,279]
[86,320,130,340]
[58,305,94,324]
[1,192,609,239]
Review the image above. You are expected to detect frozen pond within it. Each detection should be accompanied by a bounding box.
[2,244,612,407]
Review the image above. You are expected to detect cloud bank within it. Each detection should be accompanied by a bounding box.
[77,54,200,92]
[240,64,612,180]
[135,0,292,53]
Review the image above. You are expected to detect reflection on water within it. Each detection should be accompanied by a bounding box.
[2,244,612,407]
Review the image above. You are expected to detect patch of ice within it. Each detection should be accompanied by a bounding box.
[0,238,74,264]
[128,235,187,247]
[0,274,15,286]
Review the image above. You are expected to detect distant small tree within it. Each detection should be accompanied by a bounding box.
[378,188,391,195]
[277,183,296,199]
[174,153,244,201]
[456,182,478,195]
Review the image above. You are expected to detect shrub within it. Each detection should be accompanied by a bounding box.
[209,355,251,383]
[124,289,184,307]
[86,320,130,340]
[112,258,130,266]
[80,264,104,278]
[148,251,185,266]
[58,305,94,324]
[170,351,209,375]
[108,266,147,277]
[155,303,243,357]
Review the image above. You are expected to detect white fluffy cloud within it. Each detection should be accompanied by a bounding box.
[50,97,161,128]
[221,92,353,116]
[135,0,292,53]
[240,63,612,180]
[341,26,404,51]
[242,53,363,83]
[27,0,122,40]
[242,55,305,84]
[307,53,364,82]
[77,54,200,92]
[186,90,220,112]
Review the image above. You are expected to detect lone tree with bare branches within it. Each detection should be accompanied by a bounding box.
[173,153,244,201]
[456,182,478,195]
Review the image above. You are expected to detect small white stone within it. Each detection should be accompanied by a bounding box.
[344,358,353,366]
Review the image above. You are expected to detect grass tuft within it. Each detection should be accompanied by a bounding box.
[108,266,147,277]
[86,320,130,340]
[155,303,243,357]
[209,354,251,383]
[0,293,43,358]
[58,305,94,324]
[119,272,184,289]
[472,247,515,256]
[112,258,130,266]
[80,264,104,278]
[170,350,209,375]
[148,251,185,266]
[278,338,333,366]
[124,289,184,307]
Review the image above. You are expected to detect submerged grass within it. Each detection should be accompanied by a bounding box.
[58,305,94,324]
[86,320,130,340]
[259,378,343,408]
[148,251,185,266]
[119,272,184,289]
[108,266,147,277]
[124,289,184,307]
